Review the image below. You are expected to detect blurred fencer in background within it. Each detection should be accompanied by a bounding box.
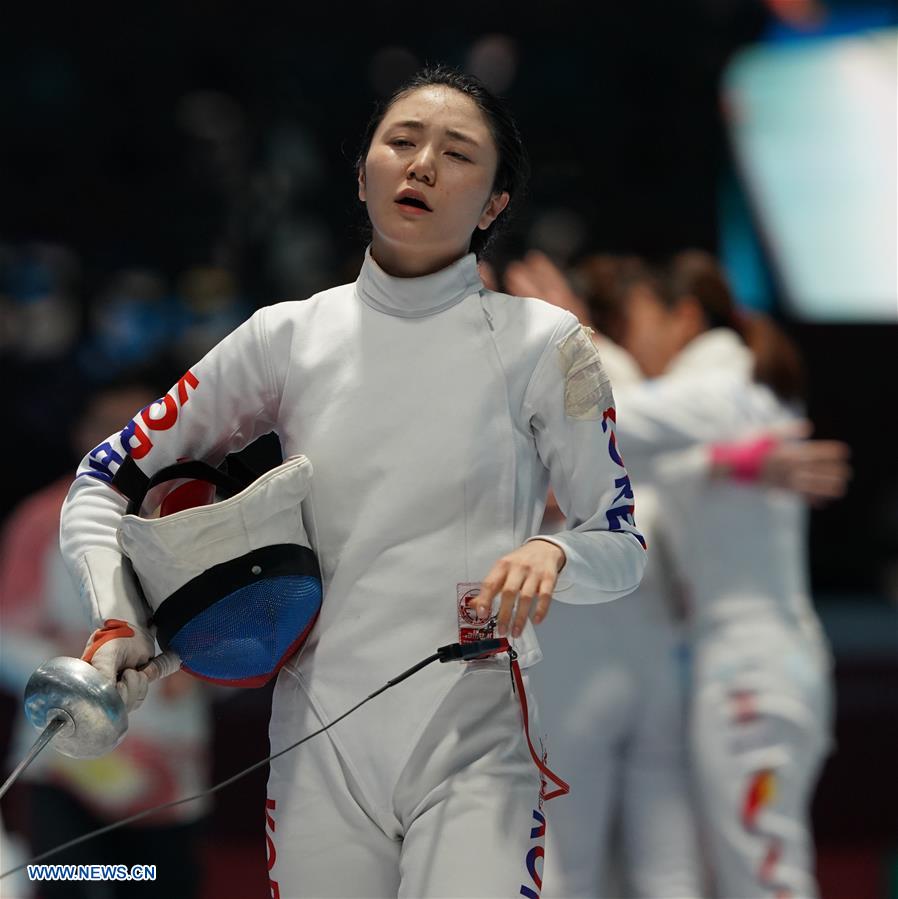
[503,249,851,898]
[620,253,838,899]
[502,254,703,899]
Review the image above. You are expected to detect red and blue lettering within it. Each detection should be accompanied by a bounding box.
[520,809,546,899]
[607,504,636,531]
[120,413,154,461]
[601,407,647,549]
[141,393,179,431]
[529,809,546,840]
[77,370,199,482]
[601,408,627,468]
[265,797,280,899]
[82,441,125,483]
[611,474,633,505]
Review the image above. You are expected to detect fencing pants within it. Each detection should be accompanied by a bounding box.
[535,596,702,899]
[691,624,832,899]
[265,664,547,898]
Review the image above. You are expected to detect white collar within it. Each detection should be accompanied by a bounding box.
[354,244,483,318]
[665,328,753,379]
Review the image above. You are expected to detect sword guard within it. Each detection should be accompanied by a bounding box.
[24,657,128,759]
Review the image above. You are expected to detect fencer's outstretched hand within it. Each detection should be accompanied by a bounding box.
[710,420,853,506]
[759,426,853,507]
[81,619,156,712]
[505,250,592,325]
[475,540,567,639]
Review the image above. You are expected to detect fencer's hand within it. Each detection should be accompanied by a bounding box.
[711,420,853,506]
[81,619,156,713]
[505,250,592,325]
[760,430,853,507]
[475,540,566,639]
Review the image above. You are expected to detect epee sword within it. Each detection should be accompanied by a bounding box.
[0,651,180,800]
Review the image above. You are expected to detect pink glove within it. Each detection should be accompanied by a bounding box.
[82,619,156,712]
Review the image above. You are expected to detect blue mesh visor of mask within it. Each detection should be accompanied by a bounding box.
[114,455,322,688]
[152,543,322,687]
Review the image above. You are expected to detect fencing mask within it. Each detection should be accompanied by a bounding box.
[115,454,321,687]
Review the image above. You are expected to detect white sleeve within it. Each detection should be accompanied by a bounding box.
[653,444,713,486]
[522,316,647,605]
[60,307,288,628]
[612,373,745,458]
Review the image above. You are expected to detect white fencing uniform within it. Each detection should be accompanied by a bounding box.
[60,247,646,898]
[616,330,832,899]
[536,489,702,899]
[536,337,702,899]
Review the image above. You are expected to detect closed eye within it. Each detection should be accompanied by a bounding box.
[447,151,470,161]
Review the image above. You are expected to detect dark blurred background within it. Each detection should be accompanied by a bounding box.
[1,2,896,897]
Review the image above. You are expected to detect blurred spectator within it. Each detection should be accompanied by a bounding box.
[171,266,252,370]
[1,243,90,520]
[78,270,176,381]
[2,243,81,362]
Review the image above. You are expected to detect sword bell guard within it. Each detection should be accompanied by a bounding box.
[24,657,128,759]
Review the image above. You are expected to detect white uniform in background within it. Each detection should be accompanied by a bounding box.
[537,336,703,899]
[60,248,646,898]
[615,329,832,899]
[536,489,703,899]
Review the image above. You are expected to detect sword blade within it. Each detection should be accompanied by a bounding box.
[0,716,66,800]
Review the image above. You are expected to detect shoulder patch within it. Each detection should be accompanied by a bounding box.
[556,326,613,420]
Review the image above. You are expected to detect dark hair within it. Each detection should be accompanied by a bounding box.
[667,250,739,331]
[354,64,530,259]
[739,312,806,404]
[572,254,664,344]
[667,250,805,402]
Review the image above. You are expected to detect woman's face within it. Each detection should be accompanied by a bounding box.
[618,283,682,378]
[359,85,510,277]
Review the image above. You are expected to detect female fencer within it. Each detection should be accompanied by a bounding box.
[611,252,836,899]
[59,66,647,898]
[502,249,848,899]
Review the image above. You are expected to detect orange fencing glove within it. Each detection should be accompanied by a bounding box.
[82,619,156,712]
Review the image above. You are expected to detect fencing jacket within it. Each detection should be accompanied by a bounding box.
[60,246,646,799]
[613,329,824,640]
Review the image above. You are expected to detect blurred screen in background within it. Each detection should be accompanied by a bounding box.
[722,27,897,322]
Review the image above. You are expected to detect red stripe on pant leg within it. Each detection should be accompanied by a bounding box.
[266,796,280,898]
[526,846,544,891]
